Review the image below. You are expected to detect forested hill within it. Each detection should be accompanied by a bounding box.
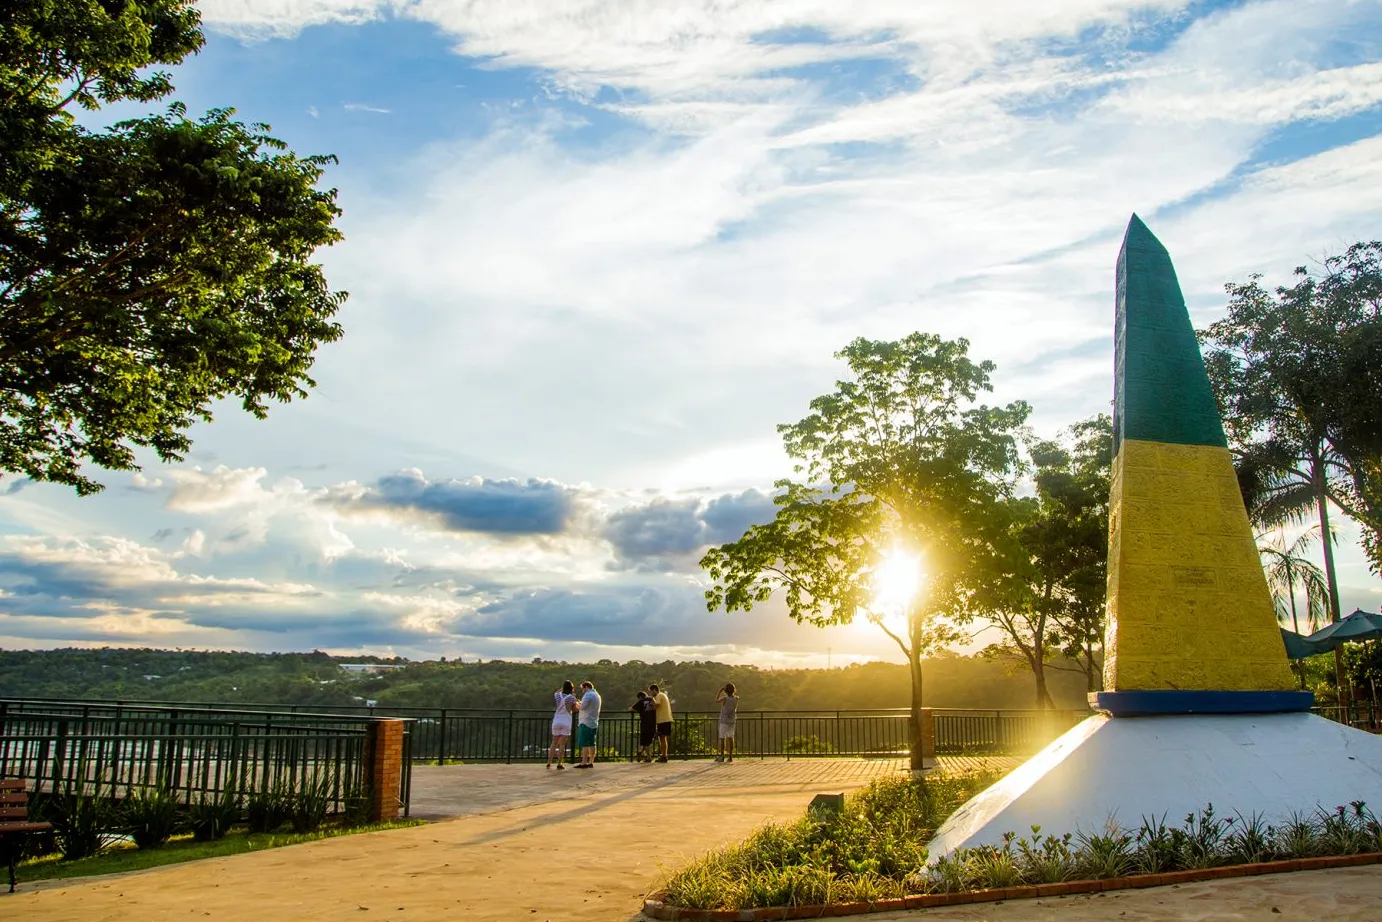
[0,648,1091,712]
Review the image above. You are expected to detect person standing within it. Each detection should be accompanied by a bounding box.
[630,690,657,762]
[574,681,602,768]
[715,682,739,763]
[650,683,673,763]
[548,680,577,769]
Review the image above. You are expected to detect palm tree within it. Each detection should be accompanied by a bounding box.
[1237,439,1353,700]
[1259,528,1330,635]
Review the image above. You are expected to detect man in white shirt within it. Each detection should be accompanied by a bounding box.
[574,681,602,768]
[650,683,673,763]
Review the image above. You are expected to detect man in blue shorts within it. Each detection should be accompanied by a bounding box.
[574,681,602,768]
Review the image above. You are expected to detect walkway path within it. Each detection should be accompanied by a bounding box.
[15,756,1370,921]
[9,758,923,922]
[407,754,961,818]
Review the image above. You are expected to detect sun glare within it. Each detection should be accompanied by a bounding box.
[871,547,924,616]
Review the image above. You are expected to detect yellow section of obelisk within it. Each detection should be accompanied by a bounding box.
[1103,438,1295,692]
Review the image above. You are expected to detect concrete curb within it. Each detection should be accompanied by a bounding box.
[641,851,1382,919]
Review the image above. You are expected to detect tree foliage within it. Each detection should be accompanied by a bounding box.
[983,415,1110,703]
[1259,528,1329,637]
[1201,242,1382,708]
[0,0,346,494]
[1201,243,1382,572]
[700,333,1030,767]
[0,647,1095,712]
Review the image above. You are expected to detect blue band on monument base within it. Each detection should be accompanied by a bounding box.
[1090,689,1315,717]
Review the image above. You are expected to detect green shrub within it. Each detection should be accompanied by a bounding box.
[123,785,183,849]
[1224,811,1274,865]
[1074,819,1134,879]
[662,770,998,909]
[1132,813,1177,873]
[1317,802,1372,855]
[665,783,1382,911]
[245,781,292,834]
[670,721,713,756]
[290,775,332,834]
[45,787,120,861]
[341,786,373,828]
[1173,803,1230,869]
[782,735,836,755]
[188,787,241,842]
[1014,827,1077,882]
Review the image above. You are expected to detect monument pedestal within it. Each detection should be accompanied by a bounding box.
[926,712,1382,860]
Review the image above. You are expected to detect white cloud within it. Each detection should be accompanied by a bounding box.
[166,465,276,513]
[7,0,1382,659]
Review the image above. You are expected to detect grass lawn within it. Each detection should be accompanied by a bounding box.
[19,819,425,884]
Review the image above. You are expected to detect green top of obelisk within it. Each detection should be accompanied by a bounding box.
[1113,214,1227,455]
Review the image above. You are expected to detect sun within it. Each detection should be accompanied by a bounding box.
[871,546,924,616]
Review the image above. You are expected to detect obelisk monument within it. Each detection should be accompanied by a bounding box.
[925,216,1382,860]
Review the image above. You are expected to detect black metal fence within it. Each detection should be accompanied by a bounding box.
[0,697,1093,763]
[0,700,413,816]
[1312,701,1382,731]
[6,695,1374,787]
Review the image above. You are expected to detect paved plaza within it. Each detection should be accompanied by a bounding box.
[407,754,973,818]
[6,756,1381,921]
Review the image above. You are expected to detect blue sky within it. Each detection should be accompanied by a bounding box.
[3,0,1382,665]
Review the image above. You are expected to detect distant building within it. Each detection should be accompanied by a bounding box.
[338,663,405,675]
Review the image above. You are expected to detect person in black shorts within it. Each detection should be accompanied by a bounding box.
[650,683,673,762]
[630,690,657,762]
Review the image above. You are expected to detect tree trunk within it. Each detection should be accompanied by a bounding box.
[907,646,925,772]
[1033,582,1055,709]
[1288,585,1306,690]
[1033,661,1056,709]
[1313,446,1348,715]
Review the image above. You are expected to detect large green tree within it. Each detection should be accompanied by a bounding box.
[1201,242,1382,707]
[1,0,346,494]
[983,414,1111,705]
[700,333,1029,769]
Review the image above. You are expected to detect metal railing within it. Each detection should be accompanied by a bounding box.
[0,697,1090,763]
[1312,702,1382,731]
[0,700,413,816]
[401,707,1090,762]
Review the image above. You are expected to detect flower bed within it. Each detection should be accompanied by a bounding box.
[649,773,1382,919]
[643,851,1382,920]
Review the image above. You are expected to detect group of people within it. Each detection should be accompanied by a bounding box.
[545,681,740,769]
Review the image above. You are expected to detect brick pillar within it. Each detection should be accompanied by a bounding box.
[918,708,936,766]
[366,720,405,822]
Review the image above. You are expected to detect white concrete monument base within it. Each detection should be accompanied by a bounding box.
[927,711,1382,861]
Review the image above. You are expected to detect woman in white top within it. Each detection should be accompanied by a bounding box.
[548,680,577,769]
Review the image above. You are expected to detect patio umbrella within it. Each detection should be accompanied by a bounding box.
[1280,627,1329,660]
[1304,608,1382,653]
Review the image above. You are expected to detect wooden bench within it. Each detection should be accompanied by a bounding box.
[0,779,52,893]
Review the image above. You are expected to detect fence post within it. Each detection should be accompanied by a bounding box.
[364,720,405,822]
[918,708,935,766]
[53,719,68,795]
[505,711,514,765]
[437,709,448,764]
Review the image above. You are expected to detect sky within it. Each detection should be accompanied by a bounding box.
[2,0,1382,667]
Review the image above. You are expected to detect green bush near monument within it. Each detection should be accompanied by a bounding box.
[661,771,1000,909]
[659,773,1382,911]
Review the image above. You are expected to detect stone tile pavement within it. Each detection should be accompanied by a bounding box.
[407,755,1021,818]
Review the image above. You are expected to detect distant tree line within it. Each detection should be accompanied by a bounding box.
[0,647,1092,712]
